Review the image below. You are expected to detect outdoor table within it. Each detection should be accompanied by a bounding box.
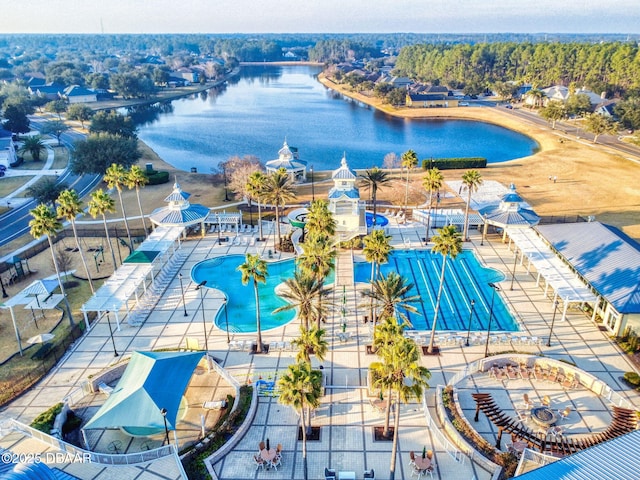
[531,406,558,427]
[338,472,356,480]
[413,456,432,471]
[260,448,277,462]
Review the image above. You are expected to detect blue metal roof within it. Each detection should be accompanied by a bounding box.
[536,222,640,314]
[516,430,640,480]
[328,187,360,199]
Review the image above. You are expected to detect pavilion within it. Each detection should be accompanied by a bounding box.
[148,181,210,237]
[265,140,307,182]
[480,183,539,243]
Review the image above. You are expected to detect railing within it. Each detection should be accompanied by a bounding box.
[515,448,559,476]
[421,394,466,464]
[5,419,183,469]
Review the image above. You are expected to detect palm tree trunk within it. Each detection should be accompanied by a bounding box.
[71,220,94,293]
[47,236,74,326]
[135,187,148,235]
[372,187,378,226]
[116,189,133,250]
[389,397,401,480]
[425,190,433,241]
[300,402,308,480]
[428,256,448,353]
[463,190,472,241]
[274,204,281,249]
[254,280,263,353]
[405,168,410,209]
[102,216,118,270]
[257,202,264,240]
[383,385,393,437]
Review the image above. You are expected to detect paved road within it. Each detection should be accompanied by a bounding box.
[0,121,102,248]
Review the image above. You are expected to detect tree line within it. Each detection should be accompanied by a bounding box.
[393,41,640,98]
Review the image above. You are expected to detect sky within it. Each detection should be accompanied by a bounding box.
[3,0,640,34]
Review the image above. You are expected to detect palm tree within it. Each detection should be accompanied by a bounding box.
[370,337,430,480]
[19,135,46,162]
[526,88,546,108]
[262,168,295,249]
[305,199,336,239]
[237,253,268,353]
[29,204,75,326]
[362,229,393,282]
[56,189,94,293]
[461,169,483,241]
[297,234,336,327]
[104,163,133,250]
[401,149,419,209]
[272,270,327,329]
[428,225,463,353]
[292,325,328,364]
[422,168,444,241]
[125,165,149,235]
[361,272,421,327]
[370,316,408,434]
[247,171,268,241]
[360,167,390,226]
[278,361,323,480]
[88,189,118,270]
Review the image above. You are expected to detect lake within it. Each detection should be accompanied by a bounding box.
[135,65,538,172]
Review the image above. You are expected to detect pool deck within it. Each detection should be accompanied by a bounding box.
[1,219,639,480]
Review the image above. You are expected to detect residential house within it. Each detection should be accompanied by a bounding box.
[0,128,17,169]
[63,85,98,104]
[594,99,618,118]
[171,68,198,84]
[406,85,458,108]
[540,85,604,106]
[30,83,66,100]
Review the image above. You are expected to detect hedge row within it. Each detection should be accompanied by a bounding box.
[422,157,487,170]
[146,170,170,185]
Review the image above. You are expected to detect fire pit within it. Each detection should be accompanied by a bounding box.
[530,406,558,427]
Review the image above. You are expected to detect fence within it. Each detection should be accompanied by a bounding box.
[421,395,466,464]
[0,226,148,275]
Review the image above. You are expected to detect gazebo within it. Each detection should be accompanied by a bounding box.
[265,140,307,182]
[479,183,539,243]
[148,181,210,237]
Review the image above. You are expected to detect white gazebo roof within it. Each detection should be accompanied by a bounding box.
[265,140,306,173]
[149,182,210,227]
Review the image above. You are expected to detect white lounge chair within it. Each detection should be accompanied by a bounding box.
[203,400,228,410]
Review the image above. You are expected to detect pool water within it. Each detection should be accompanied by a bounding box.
[365,212,389,228]
[354,250,517,332]
[191,255,334,333]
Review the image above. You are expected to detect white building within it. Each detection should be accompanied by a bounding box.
[328,155,366,240]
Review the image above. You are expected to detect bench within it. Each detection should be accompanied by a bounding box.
[203,400,228,410]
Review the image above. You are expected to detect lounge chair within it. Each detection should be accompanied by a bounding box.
[363,469,375,479]
[325,467,336,480]
[98,382,114,396]
[557,406,571,421]
[203,400,228,410]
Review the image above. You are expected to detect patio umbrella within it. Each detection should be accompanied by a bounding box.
[27,333,55,345]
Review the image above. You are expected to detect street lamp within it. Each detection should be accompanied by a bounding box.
[310,165,315,202]
[178,273,188,317]
[484,283,501,358]
[223,298,230,344]
[465,299,476,347]
[546,300,560,347]
[222,163,230,201]
[195,280,209,353]
[106,310,119,357]
[510,249,519,291]
[160,407,169,446]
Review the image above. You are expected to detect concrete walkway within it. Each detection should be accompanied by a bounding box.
[1,223,639,480]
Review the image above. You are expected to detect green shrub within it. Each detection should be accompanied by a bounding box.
[31,403,63,433]
[623,371,640,387]
[422,157,487,170]
[146,170,170,185]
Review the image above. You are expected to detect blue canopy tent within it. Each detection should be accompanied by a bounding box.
[82,351,204,448]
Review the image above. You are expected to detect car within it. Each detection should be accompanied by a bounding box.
[504,104,513,109]
[459,102,469,106]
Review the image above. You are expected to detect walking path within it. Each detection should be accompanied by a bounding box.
[1,141,57,208]
[1,222,639,480]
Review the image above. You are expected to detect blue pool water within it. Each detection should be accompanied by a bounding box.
[191,255,334,333]
[354,250,517,332]
[365,212,389,228]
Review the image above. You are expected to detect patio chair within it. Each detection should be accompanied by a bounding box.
[557,407,571,421]
[542,395,552,407]
[325,467,337,480]
[409,450,416,466]
[522,393,535,410]
[259,441,266,451]
[363,468,375,479]
[253,455,265,471]
[270,455,281,470]
[411,464,424,479]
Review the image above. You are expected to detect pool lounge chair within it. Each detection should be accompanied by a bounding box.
[203,399,228,410]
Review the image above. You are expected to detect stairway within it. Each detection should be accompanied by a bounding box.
[334,250,355,288]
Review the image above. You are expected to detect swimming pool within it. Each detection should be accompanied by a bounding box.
[354,250,517,332]
[365,212,389,228]
[191,255,334,333]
